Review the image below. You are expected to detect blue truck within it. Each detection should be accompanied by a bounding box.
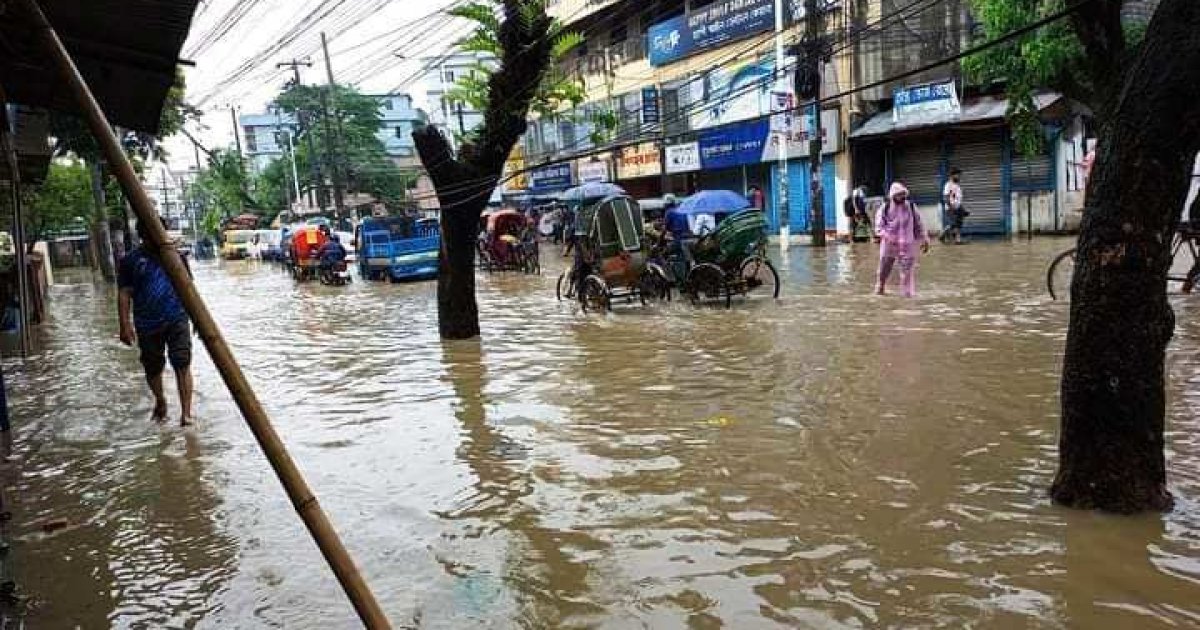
[356,216,440,282]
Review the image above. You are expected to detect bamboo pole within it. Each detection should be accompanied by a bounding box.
[15,1,391,626]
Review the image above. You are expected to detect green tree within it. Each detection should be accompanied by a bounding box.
[192,148,251,222]
[271,83,411,210]
[21,160,92,250]
[49,67,196,279]
[414,0,556,339]
[968,0,1200,512]
[445,0,615,145]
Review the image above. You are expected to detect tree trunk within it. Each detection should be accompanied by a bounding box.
[88,159,116,281]
[1052,0,1200,513]
[415,126,488,339]
[412,0,554,340]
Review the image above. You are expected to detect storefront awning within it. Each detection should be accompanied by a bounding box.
[850,92,1064,140]
[0,0,200,133]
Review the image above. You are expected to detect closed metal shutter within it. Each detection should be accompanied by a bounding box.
[1011,150,1054,190]
[777,160,836,233]
[950,139,1006,235]
[892,143,942,206]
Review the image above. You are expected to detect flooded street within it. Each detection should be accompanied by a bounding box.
[4,237,1199,628]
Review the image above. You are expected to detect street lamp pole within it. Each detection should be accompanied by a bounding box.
[773,0,790,247]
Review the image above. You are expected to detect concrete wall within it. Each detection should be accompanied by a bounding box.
[1009,191,1058,235]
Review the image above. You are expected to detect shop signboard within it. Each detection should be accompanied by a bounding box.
[649,0,775,67]
[762,107,841,159]
[665,142,701,174]
[616,142,661,179]
[502,146,529,191]
[893,80,961,124]
[649,0,839,66]
[577,156,611,183]
[641,86,660,125]
[698,119,770,170]
[691,58,774,130]
[529,162,573,191]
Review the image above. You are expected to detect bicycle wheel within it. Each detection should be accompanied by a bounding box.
[637,265,671,304]
[556,270,576,301]
[579,275,611,313]
[738,256,780,299]
[1047,248,1076,301]
[686,263,730,308]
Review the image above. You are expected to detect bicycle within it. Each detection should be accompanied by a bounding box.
[1046,223,1200,300]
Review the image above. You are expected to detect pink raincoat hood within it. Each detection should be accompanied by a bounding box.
[888,182,909,198]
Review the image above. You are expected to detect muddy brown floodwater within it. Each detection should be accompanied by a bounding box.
[2,237,1198,628]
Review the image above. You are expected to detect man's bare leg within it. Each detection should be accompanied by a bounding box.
[148,372,167,422]
[176,368,194,426]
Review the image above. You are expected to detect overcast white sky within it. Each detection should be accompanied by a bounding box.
[162,0,466,170]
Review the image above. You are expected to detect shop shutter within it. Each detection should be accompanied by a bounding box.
[1011,149,1054,191]
[778,159,837,234]
[892,143,942,205]
[950,139,1006,235]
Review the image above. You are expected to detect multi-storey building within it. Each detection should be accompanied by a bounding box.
[507,0,1161,237]
[511,0,849,237]
[239,93,426,173]
[423,52,495,141]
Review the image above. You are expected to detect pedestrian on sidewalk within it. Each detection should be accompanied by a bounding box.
[118,216,194,426]
[939,168,967,244]
[876,182,930,297]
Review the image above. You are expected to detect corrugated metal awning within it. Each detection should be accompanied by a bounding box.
[0,0,201,133]
[850,92,1064,140]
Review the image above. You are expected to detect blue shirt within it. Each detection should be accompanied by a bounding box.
[118,248,188,333]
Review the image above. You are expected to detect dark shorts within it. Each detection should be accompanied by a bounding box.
[138,319,192,377]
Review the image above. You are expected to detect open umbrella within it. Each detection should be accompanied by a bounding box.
[675,190,752,216]
[559,182,625,204]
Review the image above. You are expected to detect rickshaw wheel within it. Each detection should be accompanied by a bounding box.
[580,275,610,313]
[638,265,671,304]
[738,256,780,299]
[686,263,729,308]
[556,270,574,301]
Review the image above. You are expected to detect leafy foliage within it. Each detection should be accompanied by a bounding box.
[192,148,250,221]
[21,160,92,242]
[271,82,413,208]
[964,0,1150,156]
[444,0,604,145]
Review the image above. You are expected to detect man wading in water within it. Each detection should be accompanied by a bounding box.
[118,217,194,426]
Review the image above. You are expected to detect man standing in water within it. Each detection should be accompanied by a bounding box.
[939,168,966,244]
[118,217,194,426]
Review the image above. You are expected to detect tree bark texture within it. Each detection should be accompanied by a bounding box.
[1053,0,1200,513]
[413,0,553,340]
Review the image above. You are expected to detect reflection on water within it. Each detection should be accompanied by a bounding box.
[2,240,1198,628]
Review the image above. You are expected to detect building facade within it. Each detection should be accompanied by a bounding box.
[239,93,426,173]
[423,52,495,142]
[499,0,1166,237]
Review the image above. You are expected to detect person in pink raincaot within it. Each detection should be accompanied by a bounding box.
[875,182,931,297]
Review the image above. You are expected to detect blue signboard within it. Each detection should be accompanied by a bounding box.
[529,163,573,191]
[641,86,660,125]
[649,0,776,67]
[698,119,770,170]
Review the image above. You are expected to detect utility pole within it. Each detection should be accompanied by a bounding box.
[804,0,827,246]
[773,0,790,246]
[277,57,325,211]
[229,106,243,159]
[321,32,346,221]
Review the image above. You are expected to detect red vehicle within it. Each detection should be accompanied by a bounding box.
[478,208,538,273]
[290,226,328,281]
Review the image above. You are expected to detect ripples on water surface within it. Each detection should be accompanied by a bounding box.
[2,238,1198,628]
